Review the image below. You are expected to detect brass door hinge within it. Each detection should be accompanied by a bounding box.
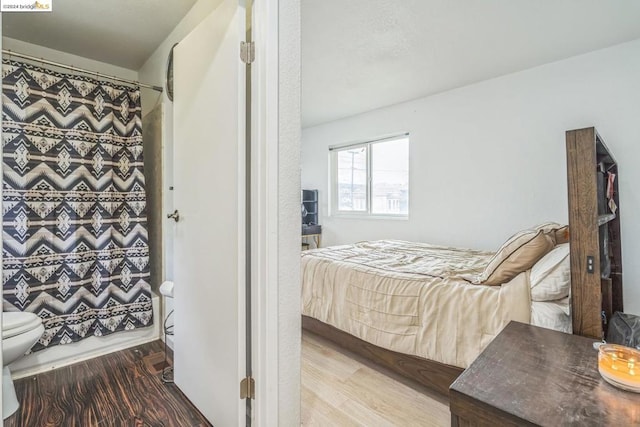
[240,376,255,399]
[240,41,255,64]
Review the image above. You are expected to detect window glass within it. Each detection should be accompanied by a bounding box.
[336,146,367,211]
[371,138,409,215]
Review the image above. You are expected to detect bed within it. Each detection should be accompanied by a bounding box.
[301,224,572,395]
[302,127,622,396]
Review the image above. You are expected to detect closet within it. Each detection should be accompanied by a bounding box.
[566,127,623,339]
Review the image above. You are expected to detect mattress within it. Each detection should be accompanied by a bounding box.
[301,240,532,369]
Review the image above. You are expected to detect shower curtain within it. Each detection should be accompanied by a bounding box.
[2,59,153,351]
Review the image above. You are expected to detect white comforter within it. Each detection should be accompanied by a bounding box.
[301,240,531,369]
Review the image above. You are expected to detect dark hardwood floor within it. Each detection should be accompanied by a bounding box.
[5,340,212,427]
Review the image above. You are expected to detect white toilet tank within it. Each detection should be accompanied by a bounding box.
[2,312,44,366]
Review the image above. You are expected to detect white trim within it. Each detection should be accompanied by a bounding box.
[328,131,410,151]
[252,0,280,424]
[237,3,248,424]
[330,214,409,221]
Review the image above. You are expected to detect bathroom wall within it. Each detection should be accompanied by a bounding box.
[2,37,137,80]
[142,104,164,293]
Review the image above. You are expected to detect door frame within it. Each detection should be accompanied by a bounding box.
[251,0,280,424]
[252,0,301,425]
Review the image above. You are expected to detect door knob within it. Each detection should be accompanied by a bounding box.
[167,209,180,222]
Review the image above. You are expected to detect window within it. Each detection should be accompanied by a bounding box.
[330,134,409,217]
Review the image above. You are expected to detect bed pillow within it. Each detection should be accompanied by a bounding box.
[530,243,570,301]
[534,222,569,245]
[476,228,555,285]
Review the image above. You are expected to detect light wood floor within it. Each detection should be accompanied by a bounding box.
[301,331,450,426]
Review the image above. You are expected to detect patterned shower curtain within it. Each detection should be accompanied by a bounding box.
[2,60,153,351]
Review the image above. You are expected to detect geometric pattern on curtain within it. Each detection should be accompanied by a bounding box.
[1,60,153,351]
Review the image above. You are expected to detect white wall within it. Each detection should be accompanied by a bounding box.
[3,37,137,80]
[278,0,302,424]
[302,39,640,315]
[138,0,224,115]
[137,0,224,282]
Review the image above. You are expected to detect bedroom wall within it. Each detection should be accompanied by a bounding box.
[301,38,640,315]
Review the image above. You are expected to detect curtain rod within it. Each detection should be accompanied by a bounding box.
[2,49,164,93]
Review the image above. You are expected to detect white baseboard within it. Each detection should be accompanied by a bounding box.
[161,334,175,350]
[9,293,161,379]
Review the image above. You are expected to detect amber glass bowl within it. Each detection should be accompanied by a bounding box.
[598,344,640,393]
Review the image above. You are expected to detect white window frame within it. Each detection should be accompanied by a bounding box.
[329,133,409,219]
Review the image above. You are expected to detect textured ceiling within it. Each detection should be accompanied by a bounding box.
[2,0,198,70]
[302,0,640,127]
[5,1,640,124]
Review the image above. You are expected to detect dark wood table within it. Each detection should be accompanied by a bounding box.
[449,321,640,426]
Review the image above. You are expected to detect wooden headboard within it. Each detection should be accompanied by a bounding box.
[566,127,623,340]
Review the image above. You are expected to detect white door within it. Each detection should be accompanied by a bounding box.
[173,0,247,425]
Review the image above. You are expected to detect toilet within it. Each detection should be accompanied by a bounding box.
[2,312,45,419]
